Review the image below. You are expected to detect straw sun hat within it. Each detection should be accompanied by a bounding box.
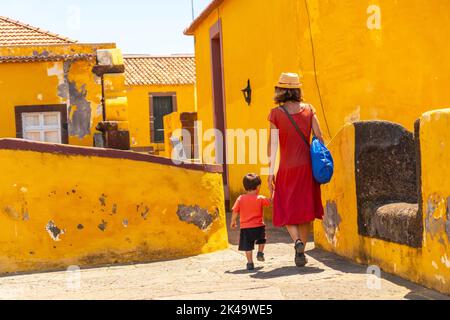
[276,72,303,89]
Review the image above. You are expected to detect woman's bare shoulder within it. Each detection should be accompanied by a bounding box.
[302,102,317,115]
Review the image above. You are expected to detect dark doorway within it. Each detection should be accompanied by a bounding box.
[150,93,177,143]
[210,19,230,205]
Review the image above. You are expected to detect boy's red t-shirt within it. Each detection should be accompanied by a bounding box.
[232,194,271,229]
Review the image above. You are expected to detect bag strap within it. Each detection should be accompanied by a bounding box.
[280,105,310,147]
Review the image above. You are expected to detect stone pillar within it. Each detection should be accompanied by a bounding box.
[93,48,131,150]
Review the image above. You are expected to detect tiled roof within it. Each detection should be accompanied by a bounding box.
[0,53,96,64]
[124,55,196,86]
[0,16,76,46]
[184,0,224,35]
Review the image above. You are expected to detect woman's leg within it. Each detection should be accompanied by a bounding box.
[285,225,301,242]
[297,223,312,245]
[287,224,308,267]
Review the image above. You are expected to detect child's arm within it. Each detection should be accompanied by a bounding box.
[230,196,241,229]
[230,212,239,229]
[261,195,272,207]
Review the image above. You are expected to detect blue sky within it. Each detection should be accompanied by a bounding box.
[1,0,212,54]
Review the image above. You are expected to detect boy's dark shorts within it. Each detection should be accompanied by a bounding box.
[239,226,267,252]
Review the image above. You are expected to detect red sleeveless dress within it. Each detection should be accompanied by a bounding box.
[268,105,324,227]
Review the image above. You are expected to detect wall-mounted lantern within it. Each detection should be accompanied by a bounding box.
[241,79,252,106]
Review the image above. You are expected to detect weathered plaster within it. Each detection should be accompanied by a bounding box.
[46,221,64,241]
[177,205,219,231]
[98,220,107,232]
[322,201,341,245]
[68,82,92,138]
[446,197,450,242]
[425,194,447,244]
[3,206,20,220]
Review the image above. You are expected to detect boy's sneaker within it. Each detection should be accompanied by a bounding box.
[247,263,255,271]
[257,252,265,262]
[295,240,307,267]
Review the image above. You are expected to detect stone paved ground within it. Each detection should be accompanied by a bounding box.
[0,217,448,300]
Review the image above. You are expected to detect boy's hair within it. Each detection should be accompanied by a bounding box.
[243,173,262,191]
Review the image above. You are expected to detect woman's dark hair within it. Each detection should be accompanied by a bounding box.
[243,173,262,191]
[274,87,303,104]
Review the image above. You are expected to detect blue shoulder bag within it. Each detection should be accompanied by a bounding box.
[280,105,334,184]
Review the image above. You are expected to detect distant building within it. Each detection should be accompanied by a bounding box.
[124,55,196,155]
[0,16,130,148]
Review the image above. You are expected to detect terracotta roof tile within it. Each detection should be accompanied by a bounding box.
[0,53,96,64]
[124,55,196,86]
[0,16,76,46]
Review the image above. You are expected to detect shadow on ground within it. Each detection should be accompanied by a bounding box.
[225,266,324,278]
[250,266,325,279]
[225,213,450,299]
[226,212,306,246]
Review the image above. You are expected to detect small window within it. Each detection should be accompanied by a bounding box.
[22,112,62,143]
[15,105,69,144]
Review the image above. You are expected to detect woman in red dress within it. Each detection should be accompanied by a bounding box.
[267,73,325,267]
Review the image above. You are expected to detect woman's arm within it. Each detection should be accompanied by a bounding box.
[267,122,279,197]
[312,114,325,144]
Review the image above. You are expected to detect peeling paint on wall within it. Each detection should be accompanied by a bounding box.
[46,221,65,241]
[322,201,341,246]
[177,205,218,231]
[47,62,65,86]
[441,254,450,269]
[22,211,30,221]
[98,220,107,232]
[99,194,107,207]
[446,197,450,242]
[69,81,92,138]
[425,194,447,244]
[3,206,20,220]
[137,203,150,220]
[57,61,72,101]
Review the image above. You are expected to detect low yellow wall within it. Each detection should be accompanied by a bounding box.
[126,84,196,148]
[0,139,228,274]
[314,109,450,295]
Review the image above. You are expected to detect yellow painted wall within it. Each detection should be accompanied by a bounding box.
[163,111,181,158]
[314,110,450,295]
[0,139,228,274]
[190,0,450,204]
[126,84,196,149]
[0,44,115,147]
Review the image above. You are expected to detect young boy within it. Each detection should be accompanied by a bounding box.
[230,173,272,271]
